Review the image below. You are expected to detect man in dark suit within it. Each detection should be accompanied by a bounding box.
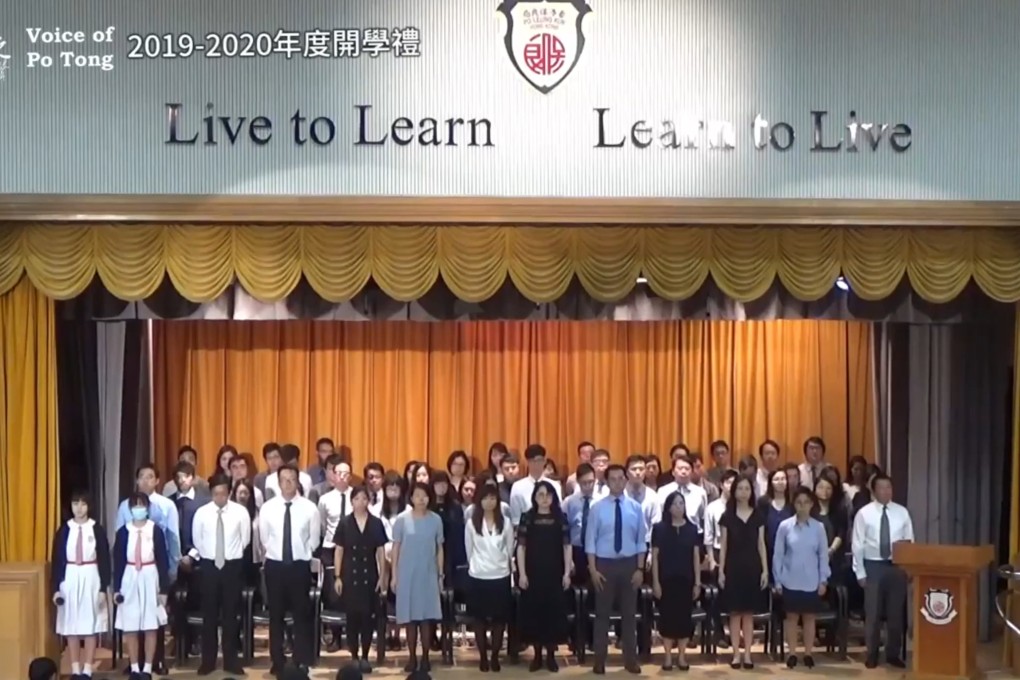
[171,461,211,657]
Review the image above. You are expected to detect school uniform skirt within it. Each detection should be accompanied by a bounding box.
[56,563,108,636]
[466,575,512,623]
[115,564,161,632]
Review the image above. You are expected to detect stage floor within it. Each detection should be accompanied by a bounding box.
[68,641,1018,680]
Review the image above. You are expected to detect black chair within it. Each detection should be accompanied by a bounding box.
[315,565,388,664]
[172,570,255,664]
[773,585,849,660]
[576,585,653,663]
[649,583,714,660]
[246,564,320,661]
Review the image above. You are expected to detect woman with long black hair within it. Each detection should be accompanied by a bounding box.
[431,471,467,593]
[517,480,572,672]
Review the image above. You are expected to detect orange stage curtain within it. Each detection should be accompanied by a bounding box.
[153,320,875,478]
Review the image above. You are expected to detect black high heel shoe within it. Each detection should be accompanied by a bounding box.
[786,655,798,668]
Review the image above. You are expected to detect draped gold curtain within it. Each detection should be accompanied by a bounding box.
[0,277,59,562]
[3,225,1020,304]
[152,319,875,477]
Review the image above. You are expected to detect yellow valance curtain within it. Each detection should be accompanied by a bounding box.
[2,224,1020,304]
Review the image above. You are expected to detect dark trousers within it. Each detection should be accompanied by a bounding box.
[347,610,376,659]
[198,559,244,667]
[863,560,907,661]
[265,559,314,668]
[593,556,639,667]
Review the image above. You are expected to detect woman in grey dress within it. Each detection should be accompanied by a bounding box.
[391,482,445,672]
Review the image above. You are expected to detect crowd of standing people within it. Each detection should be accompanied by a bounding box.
[49,437,913,679]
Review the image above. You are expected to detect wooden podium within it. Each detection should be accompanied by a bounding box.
[0,563,60,679]
[893,543,994,680]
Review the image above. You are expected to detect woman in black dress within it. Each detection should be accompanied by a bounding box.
[517,480,572,673]
[651,491,701,671]
[333,486,388,672]
[431,471,468,593]
[718,475,768,669]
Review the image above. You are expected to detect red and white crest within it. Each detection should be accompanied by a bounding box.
[497,0,592,94]
[921,588,957,625]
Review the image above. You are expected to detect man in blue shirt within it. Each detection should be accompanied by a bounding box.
[115,462,181,674]
[563,462,597,586]
[585,463,646,675]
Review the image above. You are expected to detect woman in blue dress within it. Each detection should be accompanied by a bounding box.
[391,482,444,672]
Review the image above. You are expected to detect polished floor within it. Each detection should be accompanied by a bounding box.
[64,639,1019,679]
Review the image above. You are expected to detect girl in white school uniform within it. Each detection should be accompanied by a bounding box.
[113,492,170,680]
[51,490,111,680]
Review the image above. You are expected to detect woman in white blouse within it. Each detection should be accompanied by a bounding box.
[464,484,515,672]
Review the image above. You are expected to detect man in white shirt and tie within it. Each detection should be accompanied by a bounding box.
[851,473,914,670]
[264,443,315,499]
[189,474,251,676]
[509,444,562,526]
[258,464,321,675]
[317,456,353,650]
[797,436,828,492]
[656,455,708,532]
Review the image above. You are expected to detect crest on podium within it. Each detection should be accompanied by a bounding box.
[921,588,958,625]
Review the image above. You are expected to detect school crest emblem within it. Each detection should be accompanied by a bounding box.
[496,0,592,93]
[920,588,957,625]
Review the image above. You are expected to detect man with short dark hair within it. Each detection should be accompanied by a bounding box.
[363,462,385,514]
[587,464,645,674]
[508,444,561,526]
[563,463,597,586]
[307,437,336,486]
[254,442,283,497]
[265,444,314,499]
[704,440,732,486]
[798,436,827,490]
[564,440,596,496]
[656,455,708,531]
[190,474,251,675]
[162,446,208,497]
[852,474,914,669]
[259,464,320,674]
[497,453,519,505]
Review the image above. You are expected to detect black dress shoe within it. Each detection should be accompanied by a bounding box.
[730,661,742,670]
[195,665,215,676]
[803,655,815,668]
[625,663,642,674]
[887,657,906,669]
[864,656,879,669]
[152,662,168,676]
[358,658,372,674]
[742,661,754,670]
[678,662,690,671]
[528,656,543,672]
[593,663,606,674]
[490,655,502,672]
[786,655,798,668]
[224,662,247,675]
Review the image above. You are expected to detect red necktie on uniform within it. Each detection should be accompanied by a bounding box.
[75,525,84,565]
[133,530,143,568]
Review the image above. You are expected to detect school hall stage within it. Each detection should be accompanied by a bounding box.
[66,641,1014,679]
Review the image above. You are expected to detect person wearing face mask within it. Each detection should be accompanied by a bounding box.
[114,493,171,680]
[51,490,111,680]
[114,463,179,675]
